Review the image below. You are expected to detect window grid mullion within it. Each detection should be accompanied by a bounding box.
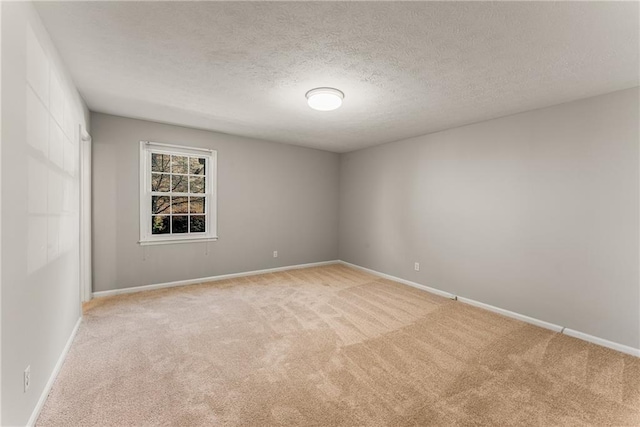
[146,147,212,240]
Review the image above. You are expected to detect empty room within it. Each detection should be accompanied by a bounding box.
[1,1,639,426]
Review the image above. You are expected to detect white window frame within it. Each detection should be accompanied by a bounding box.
[139,141,218,245]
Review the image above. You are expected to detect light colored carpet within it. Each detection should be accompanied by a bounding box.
[37,264,640,426]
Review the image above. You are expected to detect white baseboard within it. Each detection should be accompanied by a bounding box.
[339,260,457,300]
[562,328,640,357]
[339,260,639,358]
[456,296,563,333]
[27,316,82,427]
[93,260,340,298]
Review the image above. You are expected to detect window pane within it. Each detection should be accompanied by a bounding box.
[151,153,170,172]
[152,215,170,234]
[171,174,188,193]
[190,215,206,233]
[190,197,205,214]
[151,173,170,192]
[189,176,205,193]
[171,155,188,174]
[152,196,170,214]
[172,216,188,233]
[171,196,189,214]
[189,157,206,175]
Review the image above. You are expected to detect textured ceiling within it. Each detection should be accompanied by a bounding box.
[35,1,639,153]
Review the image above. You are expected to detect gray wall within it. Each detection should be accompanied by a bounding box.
[339,88,639,349]
[1,2,89,425]
[91,113,340,292]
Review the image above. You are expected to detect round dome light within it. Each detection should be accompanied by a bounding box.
[305,87,344,111]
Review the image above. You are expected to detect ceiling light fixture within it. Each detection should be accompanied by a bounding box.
[305,87,344,111]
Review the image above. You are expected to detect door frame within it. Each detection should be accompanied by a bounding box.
[79,125,92,303]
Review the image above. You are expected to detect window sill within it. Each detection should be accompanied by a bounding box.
[138,237,218,246]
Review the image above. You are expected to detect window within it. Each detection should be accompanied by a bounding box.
[139,141,217,245]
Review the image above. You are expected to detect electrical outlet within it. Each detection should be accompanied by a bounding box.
[24,365,31,392]
[414,262,420,271]
[273,250,278,258]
